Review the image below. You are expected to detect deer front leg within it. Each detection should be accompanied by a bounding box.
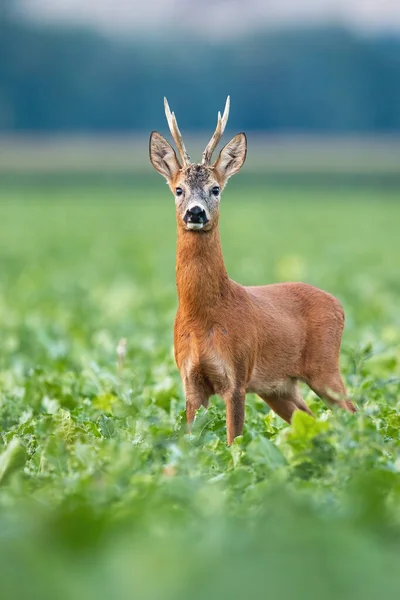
[183,377,210,434]
[223,386,246,445]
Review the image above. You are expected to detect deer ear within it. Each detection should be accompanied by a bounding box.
[213,133,247,183]
[149,131,181,181]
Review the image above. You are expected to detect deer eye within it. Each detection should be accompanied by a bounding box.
[176,187,183,196]
[211,186,220,196]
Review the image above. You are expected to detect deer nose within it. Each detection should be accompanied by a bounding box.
[184,205,208,224]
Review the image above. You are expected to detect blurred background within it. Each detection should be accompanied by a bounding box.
[1,2,400,600]
[1,0,400,178]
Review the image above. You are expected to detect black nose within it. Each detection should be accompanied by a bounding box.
[184,205,208,224]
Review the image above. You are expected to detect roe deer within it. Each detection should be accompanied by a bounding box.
[149,97,356,445]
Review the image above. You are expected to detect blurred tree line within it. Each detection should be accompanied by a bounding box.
[1,8,400,132]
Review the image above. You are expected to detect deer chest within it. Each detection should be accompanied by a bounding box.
[175,325,233,395]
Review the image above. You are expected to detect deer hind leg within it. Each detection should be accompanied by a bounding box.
[304,308,356,414]
[259,383,313,423]
[222,386,246,446]
[307,370,356,413]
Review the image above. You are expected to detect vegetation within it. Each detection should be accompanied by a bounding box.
[0,173,399,599]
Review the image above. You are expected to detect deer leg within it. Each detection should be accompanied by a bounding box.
[223,386,246,445]
[307,371,356,413]
[259,386,313,423]
[183,378,210,433]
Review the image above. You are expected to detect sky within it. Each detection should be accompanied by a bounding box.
[18,0,400,36]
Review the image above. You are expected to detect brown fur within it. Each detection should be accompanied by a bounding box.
[149,120,355,446]
[174,224,355,444]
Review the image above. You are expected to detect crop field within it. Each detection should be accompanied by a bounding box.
[0,168,400,599]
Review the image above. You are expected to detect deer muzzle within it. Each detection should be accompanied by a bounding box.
[184,205,209,230]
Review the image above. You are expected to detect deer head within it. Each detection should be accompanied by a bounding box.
[149,97,247,231]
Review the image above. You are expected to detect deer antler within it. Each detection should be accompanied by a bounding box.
[164,97,190,167]
[201,96,230,166]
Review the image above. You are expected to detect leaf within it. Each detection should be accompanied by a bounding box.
[287,411,329,452]
[98,415,115,438]
[0,438,26,485]
[246,436,286,469]
[93,392,117,413]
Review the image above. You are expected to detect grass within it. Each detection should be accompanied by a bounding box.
[0,175,399,599]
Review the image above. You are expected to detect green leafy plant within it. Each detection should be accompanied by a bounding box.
[0,180,399,599]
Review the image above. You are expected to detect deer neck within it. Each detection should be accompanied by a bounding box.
[176,223,230,319]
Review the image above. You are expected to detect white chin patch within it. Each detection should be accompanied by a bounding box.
[187,222,204,230]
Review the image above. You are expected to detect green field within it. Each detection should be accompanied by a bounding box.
[0,175,400,599]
